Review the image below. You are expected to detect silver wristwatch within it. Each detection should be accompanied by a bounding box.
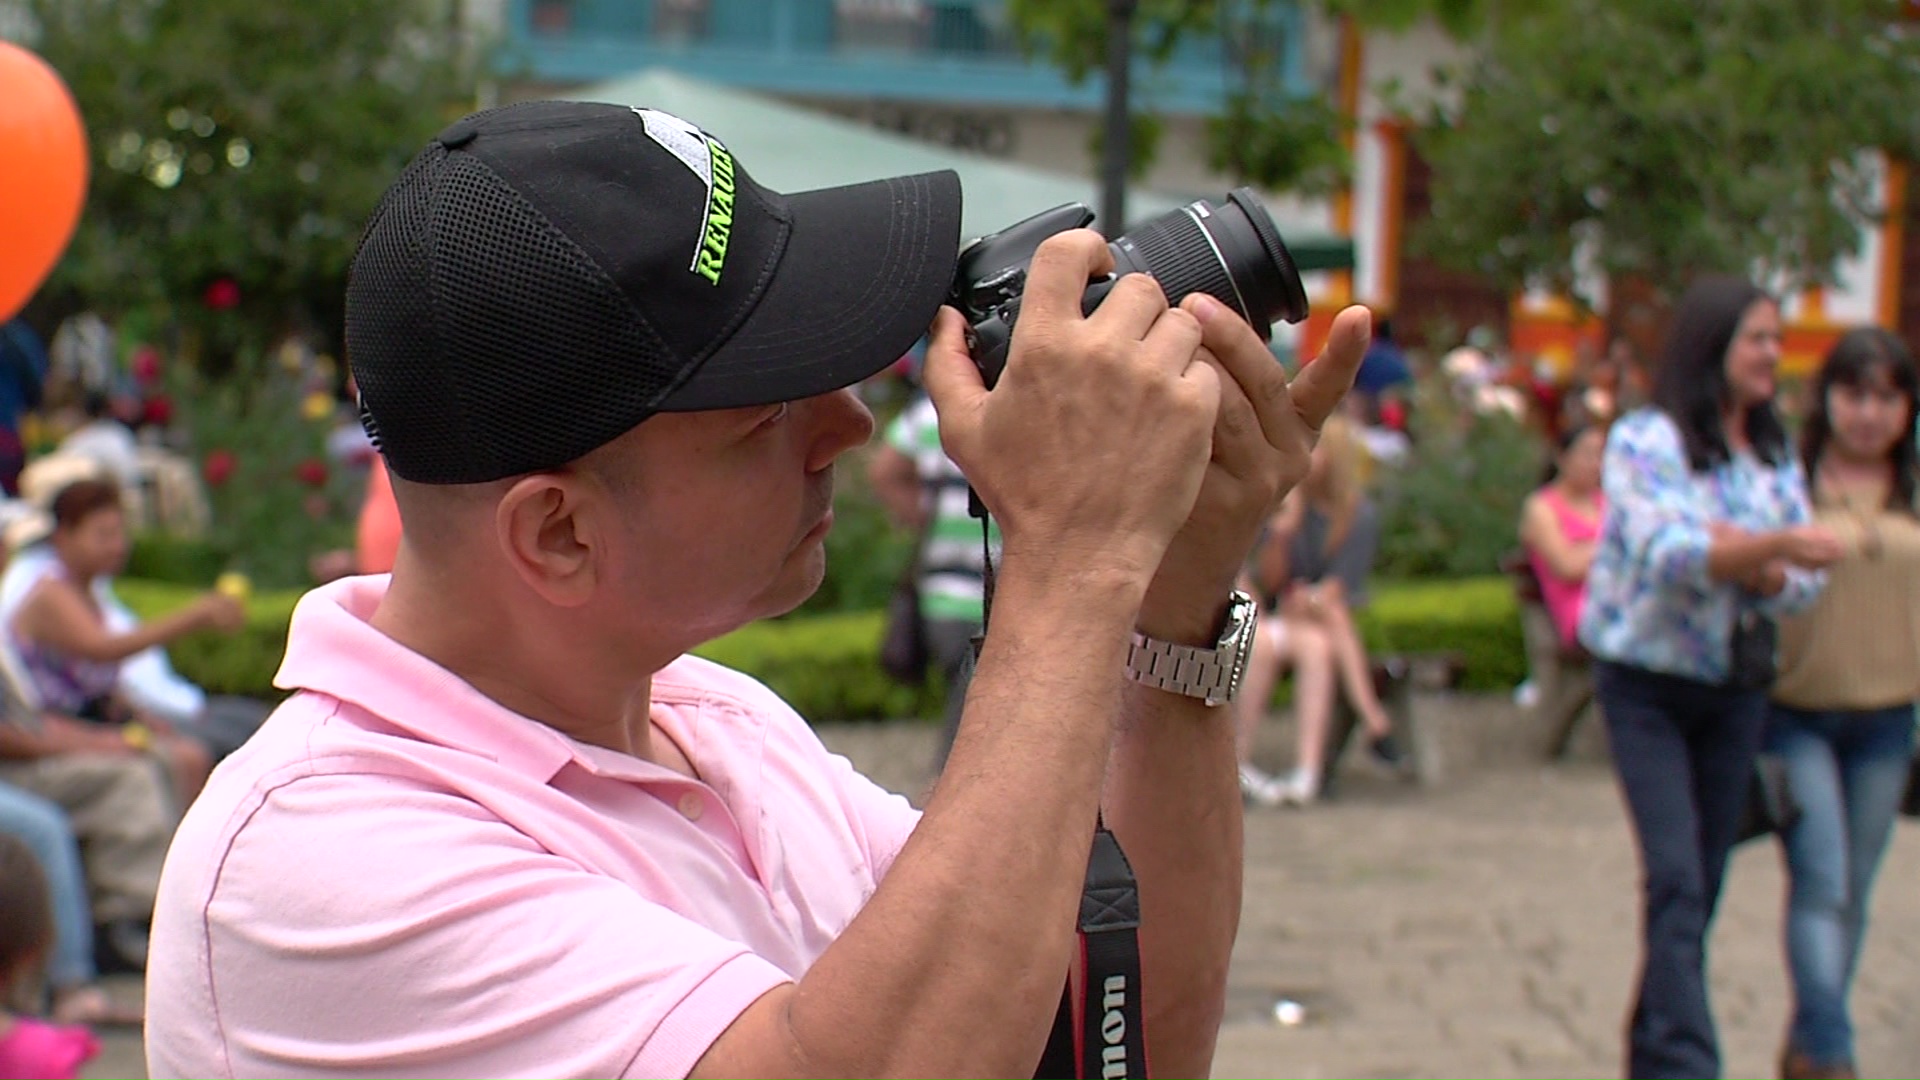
[1123,589,1260,707]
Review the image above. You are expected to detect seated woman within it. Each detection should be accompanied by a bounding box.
[1237,417,1407,806]
[8,480,247,802]
[1519,424,1607,651]
[1231,570,1334,808]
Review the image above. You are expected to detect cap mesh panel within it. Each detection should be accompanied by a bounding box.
[347,148,683,484]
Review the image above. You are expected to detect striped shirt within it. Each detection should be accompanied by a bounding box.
[883,396,1001,623]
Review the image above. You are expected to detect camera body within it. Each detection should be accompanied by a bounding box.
[948,187,1311,387]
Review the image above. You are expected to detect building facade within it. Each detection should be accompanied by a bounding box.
[479,1,1914,377]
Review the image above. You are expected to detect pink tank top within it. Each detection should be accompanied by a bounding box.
[1528,486,1603,648]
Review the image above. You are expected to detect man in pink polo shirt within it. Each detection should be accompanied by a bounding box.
[145,101,1371,1078]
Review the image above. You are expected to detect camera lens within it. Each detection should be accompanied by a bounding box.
[1107,187,1310,335]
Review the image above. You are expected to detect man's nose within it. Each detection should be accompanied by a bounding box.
[805,387,875,470]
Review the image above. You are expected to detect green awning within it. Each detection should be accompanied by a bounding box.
[564,68,1353,271]
[1289,236,1356,273]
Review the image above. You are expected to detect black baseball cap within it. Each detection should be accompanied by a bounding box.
[346,100,963,485]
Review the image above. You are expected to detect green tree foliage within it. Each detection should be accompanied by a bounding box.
[1413,0,1920,303]
[1319,0,1488,38]
[10,0,480,361]
[1006,0,1354,194]
[1372,383,1544,578]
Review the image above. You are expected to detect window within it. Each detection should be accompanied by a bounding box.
[835,0,928,51]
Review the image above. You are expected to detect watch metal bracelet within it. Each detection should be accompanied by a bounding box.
[1124,633,1236,705]
[1122,590,1257,706]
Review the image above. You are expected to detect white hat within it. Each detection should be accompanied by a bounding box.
[4,454,111,553]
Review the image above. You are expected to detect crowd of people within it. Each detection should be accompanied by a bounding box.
[1394,286,1912,1080]
[0,101,1913,1080]
[874,279,1917,1079]
[0,314,405,1075]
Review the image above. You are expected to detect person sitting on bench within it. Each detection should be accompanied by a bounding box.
[1521,424,1607,652]
[1236,416,1408,806]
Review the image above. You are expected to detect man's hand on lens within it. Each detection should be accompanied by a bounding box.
[923,229,1222,584]
[1139,301,1373,642]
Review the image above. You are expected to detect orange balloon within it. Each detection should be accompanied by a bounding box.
[0,42,87,322]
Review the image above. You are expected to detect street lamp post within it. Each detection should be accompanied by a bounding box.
[1100,0,1138,236]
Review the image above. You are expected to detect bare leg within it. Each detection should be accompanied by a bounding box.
[1234,616,1288,766]
[1319,602,1393,738]
[1288,623,1336,788]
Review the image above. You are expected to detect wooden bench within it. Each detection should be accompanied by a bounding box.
[1320,651,1466,795]
[1499,550,1596,760]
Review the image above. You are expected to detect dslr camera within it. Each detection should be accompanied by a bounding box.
[949,187,1311,386]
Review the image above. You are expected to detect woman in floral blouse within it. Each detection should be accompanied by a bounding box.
[1579,277,1843,1080]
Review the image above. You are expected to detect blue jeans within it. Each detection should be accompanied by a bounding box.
[0,782,96,990]
[1596,661,1769,1080]
[1764,703,1917,1068]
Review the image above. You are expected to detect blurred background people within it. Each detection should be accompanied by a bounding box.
[0,831,100,1079]
[1232,571,1334,808]
[1766,328,1920,1080]
[868,387,999,774]
[1580,277,1842,1080]
[0,782,143,1026]
[1236,416,1407,806]
[6,480,249,799]
[1522,424,1607,653]
[1515,423,1606,756]
[0,320,49,497]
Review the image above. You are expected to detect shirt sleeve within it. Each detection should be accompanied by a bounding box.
[193,774,793,1080]
[1603,413,1714,593]
[820,747,923,882]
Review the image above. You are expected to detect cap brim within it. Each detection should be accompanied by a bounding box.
[656,170,962,411]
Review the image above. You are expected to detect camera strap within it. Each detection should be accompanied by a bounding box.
[968,490,1150,1080]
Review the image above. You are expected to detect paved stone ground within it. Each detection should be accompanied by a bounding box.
[86,693,1920,1079]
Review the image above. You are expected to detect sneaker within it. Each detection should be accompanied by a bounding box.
[1238,765,1285,807]
[1368,732,1411,773]
[1281,767,1319,807]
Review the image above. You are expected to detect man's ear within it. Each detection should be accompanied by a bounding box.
[494,474,602,607]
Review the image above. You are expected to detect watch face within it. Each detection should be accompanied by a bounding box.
[1219,592,1258,702]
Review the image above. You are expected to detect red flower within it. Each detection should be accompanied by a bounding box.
[142,395,174,428]
[1379,399,1408,432]
[203,449,236,487]
[131,346,162,384]
[203,278,241,311]
[294,458,329,488]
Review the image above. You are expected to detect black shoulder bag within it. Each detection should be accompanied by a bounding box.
[962,490,1151,1080]
[878,506,934,686]
[1718,468,1799,844]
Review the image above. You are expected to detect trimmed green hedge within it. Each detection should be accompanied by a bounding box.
[1354,576,1527,692]
[115,579,301,698]
[114,576,1526,719]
